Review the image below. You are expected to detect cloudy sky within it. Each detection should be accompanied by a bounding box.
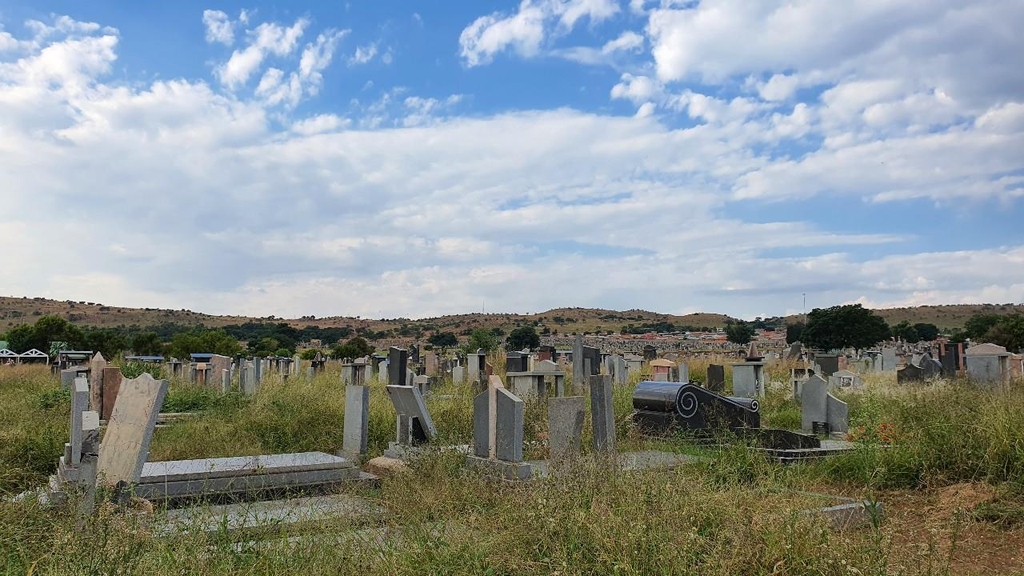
[1,1,1022,320]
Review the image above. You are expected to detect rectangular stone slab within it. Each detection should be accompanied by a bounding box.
[96,374,168,486]
[140,452,353,483]
[343,386,369,455]
[548,396,585,462]
[590,375,616,453]
[70,378,89,465]
[133,467,360,501]
[472,390,489,458]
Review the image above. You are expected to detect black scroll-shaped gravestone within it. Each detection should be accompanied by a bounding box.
[632,381,760,433]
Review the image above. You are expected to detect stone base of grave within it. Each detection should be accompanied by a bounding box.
[365,456,410,477]
[799,493,883,530]
[154,493,382,537]
[133,452,370,502]
[465,455,534,481]
[383,443,471,460]
[758,439,859,464]
[528,450,699,478]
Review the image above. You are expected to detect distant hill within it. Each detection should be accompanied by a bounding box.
[1,295,1021,338]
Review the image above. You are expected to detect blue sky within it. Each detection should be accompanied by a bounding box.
[0,0,1022,320]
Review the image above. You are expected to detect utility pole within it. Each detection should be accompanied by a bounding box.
[802,293,806,317]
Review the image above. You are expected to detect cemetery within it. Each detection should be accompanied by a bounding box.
[1,334,1024,574]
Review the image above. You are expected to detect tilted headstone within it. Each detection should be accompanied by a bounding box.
[897,363,924,384]
[706,364,725,393]
[548,396,585,462]
[386,385,436,446]
[96,374,168,487]
[590,375,615,454]
[343,385,369,456]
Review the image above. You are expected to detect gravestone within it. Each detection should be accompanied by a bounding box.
[919,355,943,379]
[801,375,847,434]
[100,367,124,421]
[731,362,765,398]
[642,345,657,361]
[96,374,169,487]
[412,374,430,396]
[881,347,898,371]
[452,365,465,385]
[506,352,528,373]
[70,378,89,465]
[88,352,107,413]
[388,347,408,387]
[897,362,924,383]
[815,355,840,378]
[386,385,436,448]
[632,381,761,432]
[221,369,230,393]
[706,364,725,393]
[572,335,584,389]
[547,396,585,462]
[590,375,615,454]
[828,369,863,389]
[677,362,690,383]
[343,385,369,456]
[785,342,803,361]
[60,369,79,390]
[469,376,531,479]
[467,352,486,386]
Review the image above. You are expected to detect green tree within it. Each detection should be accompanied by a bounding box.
[983,314,1024,352]
[913,323,940,342]
[785,322,804,344]
[427,331,458,353]
[4,324,36,352]
[300,348,322,360]
[465,328,499,353]
[168,329,242,359]
[82,327,128,358]
[724,321,755,345]
[891,321,920,343]
[965,314,1002,340]
[505,325,540,351]
[332,336,373,360]
[131,332,165,356]
[801,304,890,352]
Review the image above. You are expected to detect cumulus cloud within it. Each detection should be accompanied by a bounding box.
[459,0,619,66]
[1,12,1023,319]
[202,9,234,45]
[216,17,310,88]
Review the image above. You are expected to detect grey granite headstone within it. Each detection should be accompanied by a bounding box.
[452,365,465,385]
[590,375,615,453]
[572,334,584,388]
[386,385,436,442]
[801,375,828,432]
[826,394,848,433]
[61,369,79,390]
[472,390,489,458]
[881,347,897,371]
[548,396,585,462]
[70,377,89,465]
[495,388,524,462]
[677,362,689,383]
[343,385,369,456]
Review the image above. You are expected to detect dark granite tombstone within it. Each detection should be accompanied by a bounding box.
[506,352,528,373]
[815,354,840,378]
[538,346,555,361]
[642,345,657,361]
[582,346,601,376]
[706,364,725,392]
[388,347,409,387]
[410,344,420,365]
[632,381,760,432]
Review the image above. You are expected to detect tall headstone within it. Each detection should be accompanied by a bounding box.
[800,375,848,434]
[388,347,409,387]
[706,364,725,393]
[452,365,465,385]
[881,347,898,371]
[88,352,107,413]
[731,363,765,398]
[70,378,89,465]
[677,362,690,383]
[96,374,168,487]
[469,376,530,479]
[548,396,585,462]
[467,352,486,386]
[343,385,369,456]
[590,375,615,453]
[572,334,584,389]
[100,367,124,421]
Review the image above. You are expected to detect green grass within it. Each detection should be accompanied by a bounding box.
[2,363,1024,574]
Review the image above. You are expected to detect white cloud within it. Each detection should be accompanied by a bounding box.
[602,30,644,54]
[349,42,377,65]
[2,13,1023,320]
[202,10,234,45]
[217,17,309,88]
[459,0,619,66]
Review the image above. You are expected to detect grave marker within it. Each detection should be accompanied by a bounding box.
[548,396,585,462]
[343,385,369,457]
[96,374,169,487]
[590,375,615,454]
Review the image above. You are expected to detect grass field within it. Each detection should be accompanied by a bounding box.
[2,361,1024,575]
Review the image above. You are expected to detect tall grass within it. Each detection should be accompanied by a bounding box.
[2,364,1023,574]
